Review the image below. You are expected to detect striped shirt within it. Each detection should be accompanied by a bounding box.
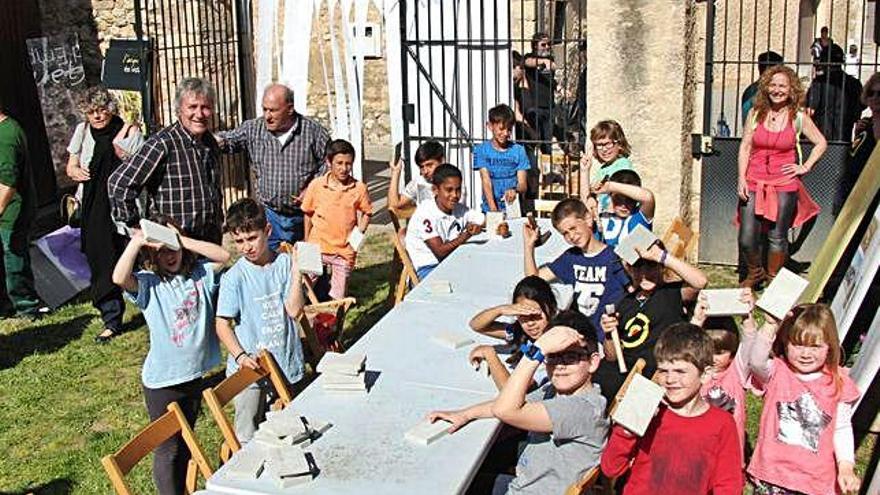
[107,121,222,240]
[217,114,329,215]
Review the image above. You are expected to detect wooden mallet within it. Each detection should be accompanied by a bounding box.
[606,304,627,373]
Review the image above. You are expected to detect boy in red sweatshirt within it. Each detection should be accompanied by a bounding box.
[600,323,743,495]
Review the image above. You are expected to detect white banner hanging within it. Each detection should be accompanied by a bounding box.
[280,0,314,112]
[254,0,279,113]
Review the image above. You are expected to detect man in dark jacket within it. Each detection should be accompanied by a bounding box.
[807,43,865,142]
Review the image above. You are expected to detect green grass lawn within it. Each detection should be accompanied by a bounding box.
[0,237,876,493]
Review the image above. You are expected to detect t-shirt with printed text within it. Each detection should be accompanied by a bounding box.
[546,246,629,341]
[216,253,304,384]
[405,198,479,270]
[473,141,530,212]
[598,209,652,248]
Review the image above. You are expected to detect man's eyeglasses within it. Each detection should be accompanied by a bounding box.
[545,350,589,366]
[867,89,880,98]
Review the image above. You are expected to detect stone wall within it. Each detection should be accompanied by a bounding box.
[586,0,697,236]
[305,2,391,148]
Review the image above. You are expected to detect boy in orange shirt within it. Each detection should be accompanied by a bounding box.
[301,139,372,299]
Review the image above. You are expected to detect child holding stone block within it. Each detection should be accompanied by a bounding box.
[216,199,307,444]
[594,240,707,403]
[691,288,758,459]
[301,139,372,299]
[600,323,743,494]
[111,215,230,494]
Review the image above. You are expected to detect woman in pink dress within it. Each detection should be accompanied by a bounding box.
[737,65,827,287]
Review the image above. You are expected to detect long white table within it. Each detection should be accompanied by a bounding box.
[405,219,568,305]
[206,219,567,494]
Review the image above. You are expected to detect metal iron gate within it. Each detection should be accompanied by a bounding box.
[399,0,588,210]
[134,0,254,211]
[697,0,880,265]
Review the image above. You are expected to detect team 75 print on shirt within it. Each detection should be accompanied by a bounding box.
[547,246,629,340]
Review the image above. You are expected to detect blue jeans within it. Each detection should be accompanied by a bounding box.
[265,207,304,252]
[416,264,437,280]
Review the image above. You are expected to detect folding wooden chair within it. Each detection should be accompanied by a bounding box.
[389,228,420,306]
[538,152,580,199]
[202,350,294,463]
[564,465,600,495]
[298,297,356,368]
[101,401,213,495]
[661,216,696,260]
[534,199,560,219]
[388,204,416,233]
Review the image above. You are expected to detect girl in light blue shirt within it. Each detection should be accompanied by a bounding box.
[111,215,230,495]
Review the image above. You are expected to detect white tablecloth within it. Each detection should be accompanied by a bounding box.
[205,219,569,494]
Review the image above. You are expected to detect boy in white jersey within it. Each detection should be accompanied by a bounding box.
[405,164,483,279]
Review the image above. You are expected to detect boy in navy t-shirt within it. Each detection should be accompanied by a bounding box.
[593,169,655,247]
[473,104,531,213]
[524,197,629,341]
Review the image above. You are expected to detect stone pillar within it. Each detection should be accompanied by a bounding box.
[586,0,698,232]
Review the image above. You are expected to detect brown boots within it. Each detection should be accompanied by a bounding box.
[740,252,766,289]
[767,250,787,281]
[740,250,787,288]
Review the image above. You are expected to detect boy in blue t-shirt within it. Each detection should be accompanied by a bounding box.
[473,104,531,212]
[216,198,306,443]
[524,197,629,341]
[593,169,655,248]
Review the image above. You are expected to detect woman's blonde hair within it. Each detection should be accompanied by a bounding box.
[772,303,844,395]
[589,120,632,158]
[753,65,805,124]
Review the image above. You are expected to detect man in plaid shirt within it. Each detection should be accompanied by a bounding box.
[216,83,330,250]
[108,77,222,243]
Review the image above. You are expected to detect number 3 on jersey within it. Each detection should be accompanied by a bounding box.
[574,282,605,316]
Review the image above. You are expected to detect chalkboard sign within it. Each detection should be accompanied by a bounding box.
[102,39,149,91]
[26,33,86,89]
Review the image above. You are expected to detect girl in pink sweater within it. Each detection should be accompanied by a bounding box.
[747,304,861,495]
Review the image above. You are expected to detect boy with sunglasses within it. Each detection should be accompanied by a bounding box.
[428,310,609,495]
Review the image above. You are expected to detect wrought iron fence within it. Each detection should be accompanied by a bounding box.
[399,0,588,208]
[134,0,253,211]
